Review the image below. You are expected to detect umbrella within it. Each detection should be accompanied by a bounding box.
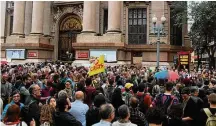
[168,71,179,82]
[154,70,168,79]
[1,61,8,65]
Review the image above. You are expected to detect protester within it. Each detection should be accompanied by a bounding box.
[136,82,152,114]
[22,84,41,126]
[86,94,106,126]
[145,107,165,126]
[112,104,137,126]
[163,104,188,126]
[181,87,202,126]
[40,104,54,126]
[122,83,134,106]
[84,77,96,107]
[1,73,12,107]
[198,93,216,126]
[104,76,115,102]
[151,82,179,114]
[1,104,28,126]
[69,91,89,126]
[129,97,148,126]
[1,90,24,120]
[92,104,115,126]
[1,62,216,126]
[64,80,73,101]
[111,88,125,118]
[54,97,82,126]
[47,97,56,111]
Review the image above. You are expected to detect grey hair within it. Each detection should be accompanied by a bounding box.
[118,104,130,119]
[29,84,38,94]
[58,90,68,99]
[99,104,114,120]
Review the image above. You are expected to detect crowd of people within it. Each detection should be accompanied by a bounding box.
[0,61,216,126]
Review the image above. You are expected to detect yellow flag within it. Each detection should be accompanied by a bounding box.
[88,55,105,76]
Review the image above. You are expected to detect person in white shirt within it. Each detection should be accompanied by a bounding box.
[112,105,137,126]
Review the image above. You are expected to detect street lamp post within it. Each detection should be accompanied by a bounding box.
[152,15,166,68]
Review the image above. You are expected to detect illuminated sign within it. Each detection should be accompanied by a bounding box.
[179,54,189,65]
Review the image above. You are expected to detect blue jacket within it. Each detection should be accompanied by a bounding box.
[1,101,24,120]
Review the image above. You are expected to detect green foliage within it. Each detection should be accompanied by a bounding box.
[170,1,188,27]
[172,1,216,68]
[189,1,216,68]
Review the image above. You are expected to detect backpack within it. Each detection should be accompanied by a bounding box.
[105,86,115,102]
[123,92,132,106]
[204,108,216,126]
[21,99,36,121]
[137,93,148,114]
[156,94,174,114]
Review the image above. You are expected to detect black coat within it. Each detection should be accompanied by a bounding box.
[24,95,40,126]
[86,106,100,126]
[183,96,203,126]
[54,111,82,126]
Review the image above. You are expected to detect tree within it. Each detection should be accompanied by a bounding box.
[189,1,216,69]
[172,1,216,69]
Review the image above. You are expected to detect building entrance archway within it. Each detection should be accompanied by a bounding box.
[58,14,82,61]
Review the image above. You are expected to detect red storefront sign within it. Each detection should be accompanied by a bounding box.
[78,52,89,58]
[28,52,37,57]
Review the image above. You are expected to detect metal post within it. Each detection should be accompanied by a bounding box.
[156,26,160,68]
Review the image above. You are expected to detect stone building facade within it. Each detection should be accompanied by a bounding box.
[1,1,192,66]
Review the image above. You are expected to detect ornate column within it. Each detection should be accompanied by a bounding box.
[12,1,25,35]
[31,1,44,34]
[24,1,33,35]
[82,1,96,33]
[1,1,6,42]
[43,1,51,36]
[107,1,121,33]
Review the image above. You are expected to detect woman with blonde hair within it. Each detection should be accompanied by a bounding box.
[40,104,54,126]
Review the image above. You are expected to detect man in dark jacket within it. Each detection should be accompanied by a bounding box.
[1,73,12,107]
[86,94,106,126]
[54,97,82,126]
[181,87,203,126]
[23,84,41,126]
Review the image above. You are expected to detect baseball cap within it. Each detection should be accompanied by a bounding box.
[125,83,133,89]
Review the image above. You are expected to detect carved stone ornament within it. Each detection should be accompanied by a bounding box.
[6,1,14,14]
[52,5,83,32]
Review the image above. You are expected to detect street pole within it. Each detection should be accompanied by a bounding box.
[156,27,160,68]
[152,15,166,69]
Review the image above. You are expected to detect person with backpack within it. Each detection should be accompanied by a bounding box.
[198,93,216,126]
[122,83,134,106]
[151,82,179,114]
[104,76,115,102]
[136,83,152,114]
